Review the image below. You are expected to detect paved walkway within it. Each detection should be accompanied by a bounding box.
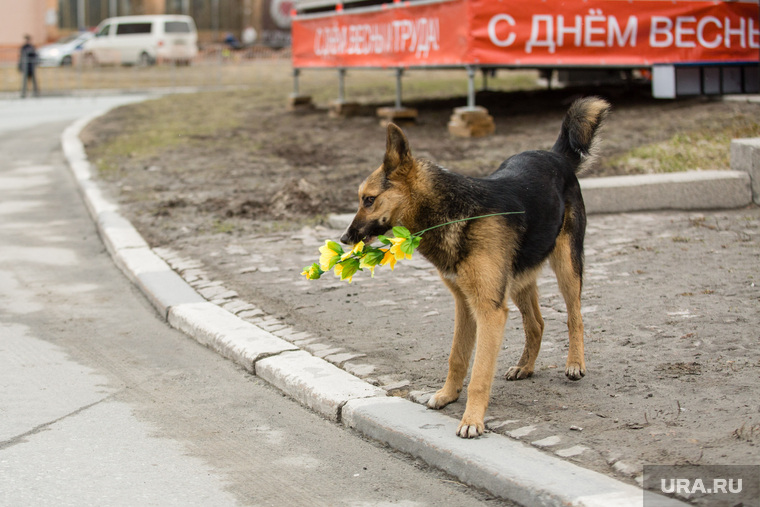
[0,96,237,506]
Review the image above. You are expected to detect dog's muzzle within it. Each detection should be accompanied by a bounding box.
[340,226,359,245]
[341,217,389,245]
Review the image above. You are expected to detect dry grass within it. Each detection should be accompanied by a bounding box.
[82,62,541,179]
[610,113,760,173]
[1,57,538,99]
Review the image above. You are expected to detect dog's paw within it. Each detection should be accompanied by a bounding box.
[505,365,533,381]
[565,362,586,381]
[456,417,484,439]
[427,389,459,410]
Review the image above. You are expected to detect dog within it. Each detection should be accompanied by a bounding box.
[340,97,610,438]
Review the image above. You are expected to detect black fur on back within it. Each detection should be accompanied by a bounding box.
[409,97,610,279]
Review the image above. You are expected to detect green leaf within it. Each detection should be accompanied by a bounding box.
[340,258,361,280]
[399,238,416,255]
[359,249,384,267]
[377,235,392,245]
[326,240,344,256]
[392,226,411,239]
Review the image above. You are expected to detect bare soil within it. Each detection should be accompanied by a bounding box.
[81,81,760,503]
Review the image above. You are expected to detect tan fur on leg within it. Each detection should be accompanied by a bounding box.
[505,281,545,380]
[427,280,476,409]
[457,303,508,438]
[550,233,586,380]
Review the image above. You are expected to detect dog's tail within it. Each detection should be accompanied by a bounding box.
[552,96,610,174]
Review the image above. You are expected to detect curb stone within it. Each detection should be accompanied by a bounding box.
[579,170,752,213]
[731,137,760,205]
[168,301,299,372]
[112,246,206,318]
[61,102,701,507]
[256,350,386,422]
[342,397,687,507]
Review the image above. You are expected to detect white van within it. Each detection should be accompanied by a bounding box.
[83,15,198,66]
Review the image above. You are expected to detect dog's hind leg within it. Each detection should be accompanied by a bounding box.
[428,280,476,410]
[550,231,586,380]
[505,280,544,380]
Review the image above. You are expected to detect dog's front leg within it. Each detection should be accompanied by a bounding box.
[457,305,508,438]
[428,281,475,410]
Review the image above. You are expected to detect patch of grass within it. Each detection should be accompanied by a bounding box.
[88,89,265,177]
[212,220,236,234]
[95,159,121,177]
[610,114,760,173]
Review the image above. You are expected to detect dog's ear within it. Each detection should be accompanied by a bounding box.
[383,123,413,177]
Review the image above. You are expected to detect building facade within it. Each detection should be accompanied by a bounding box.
[1,0,294,48]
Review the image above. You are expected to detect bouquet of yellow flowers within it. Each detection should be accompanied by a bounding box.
[302,226,420,283]
[302,212,524,283]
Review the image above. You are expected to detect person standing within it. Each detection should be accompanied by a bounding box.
[18,35,39,98]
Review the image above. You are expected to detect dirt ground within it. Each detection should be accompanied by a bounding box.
[81,82,760,500]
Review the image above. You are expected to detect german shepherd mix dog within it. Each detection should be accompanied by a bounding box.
[341,97,610,438]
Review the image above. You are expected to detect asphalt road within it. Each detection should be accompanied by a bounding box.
[0,97,511,507]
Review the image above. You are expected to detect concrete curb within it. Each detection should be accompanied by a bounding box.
[343,397,686,507]
[731,138,760,205]
[168,301,299,372]
[257,350,386,422]
[60,104,717,506]
[580,170,752,214]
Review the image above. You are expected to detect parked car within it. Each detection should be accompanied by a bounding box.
[82,15,198,66]
[37,32,94,67]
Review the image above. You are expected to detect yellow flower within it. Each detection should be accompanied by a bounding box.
[379,248,398,270]
[388,237,412,261]
[341,240,364,261]
[319,240,343,271]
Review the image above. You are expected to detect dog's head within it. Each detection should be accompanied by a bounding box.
[340,123,415,246]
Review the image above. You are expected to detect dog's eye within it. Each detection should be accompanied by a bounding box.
[363,196,376,208]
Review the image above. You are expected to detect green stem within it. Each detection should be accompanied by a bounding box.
[333,211,525,270]
[412,211,524,237]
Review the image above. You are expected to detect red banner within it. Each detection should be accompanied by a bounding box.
[291,0,469,68]
[469,0,759,66]
[291,0,759,68]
